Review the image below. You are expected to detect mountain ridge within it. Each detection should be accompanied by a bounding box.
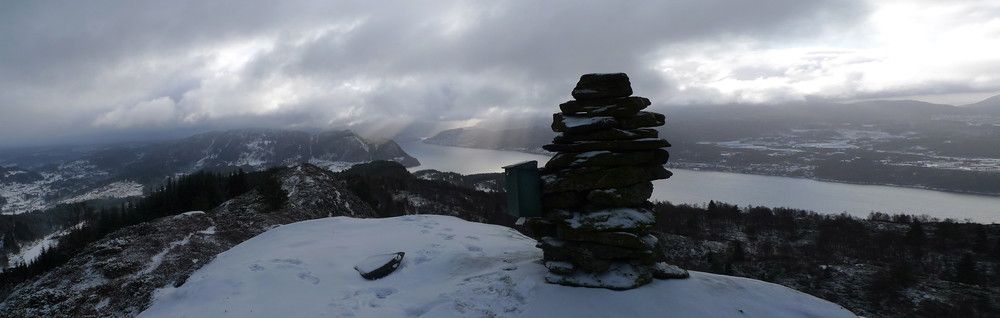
[962,94,1000,114]
[0,128,419,215]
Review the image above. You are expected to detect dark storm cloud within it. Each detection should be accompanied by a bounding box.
[1,0,873,147]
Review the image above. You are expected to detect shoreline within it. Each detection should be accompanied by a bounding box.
[666,164,1000,198]
[415,142,1000,198]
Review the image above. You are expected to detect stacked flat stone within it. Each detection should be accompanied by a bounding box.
[536,73,688,290]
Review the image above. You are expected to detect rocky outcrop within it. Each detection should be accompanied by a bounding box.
[537,73,688,290]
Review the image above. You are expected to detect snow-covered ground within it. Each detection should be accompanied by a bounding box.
[5,222,86,267]
[140,215,857,318]
[60,180,143,204]
[308,159,356,172]
[1,159,113,215]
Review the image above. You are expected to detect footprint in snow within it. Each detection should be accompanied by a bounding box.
[271,258,304,266]
[436,233,455,240]
[329,287,398,313]
[298,272,320,285]
[411,248,441,265]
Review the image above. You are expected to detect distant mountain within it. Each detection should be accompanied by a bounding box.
[962,94,1000,114]
[422,126,553,154]
[840,99,963,121]
[117,128,419,180]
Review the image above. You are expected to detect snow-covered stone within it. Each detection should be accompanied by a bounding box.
[551,114,617,134]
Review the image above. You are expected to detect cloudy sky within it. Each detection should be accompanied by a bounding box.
[2,0,998,147]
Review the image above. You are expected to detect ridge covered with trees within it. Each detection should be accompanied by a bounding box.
[0,169,286,296]
[653,201,1000,318]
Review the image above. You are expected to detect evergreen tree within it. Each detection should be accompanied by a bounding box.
[227,169,250,197]
[993,238,1000,260]
[2,230,19,252]
[259,174,288,211]
[730,240,746,262]
[954,253,978,285]
[904,220,925,247]
[973,225,988,253]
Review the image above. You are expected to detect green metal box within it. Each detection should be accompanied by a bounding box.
[503,160,543,218]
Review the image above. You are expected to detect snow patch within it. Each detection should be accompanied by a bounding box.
[139,232,195,276]
[307,159,355,172]
[5,222,86,267]
[560,115,615,128]
[61,180,144,204]
[139,215,857,318]
[564,208,657,230]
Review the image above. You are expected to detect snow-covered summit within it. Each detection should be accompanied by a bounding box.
[140,215,857,318]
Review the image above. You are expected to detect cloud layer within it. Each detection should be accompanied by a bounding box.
[1,0,997,147]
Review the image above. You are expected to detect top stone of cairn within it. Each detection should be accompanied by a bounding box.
[571,73,633,101]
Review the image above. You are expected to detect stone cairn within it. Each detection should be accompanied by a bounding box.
[534,73,688,290]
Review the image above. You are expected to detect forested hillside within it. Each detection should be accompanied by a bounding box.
[652,201,1000,318]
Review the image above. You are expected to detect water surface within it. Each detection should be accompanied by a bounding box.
[400,142,1000,223]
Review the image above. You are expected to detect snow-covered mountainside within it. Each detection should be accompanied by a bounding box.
[0,164,375,317]
[59,181,143,204]
[0,161,119,215]
[413,169,504,193]
[0,128,418,215]
[139,129,420,175]
[140,215,857,318]
[5,222,85,267]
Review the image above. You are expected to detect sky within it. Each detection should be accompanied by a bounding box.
[1,0,999,148]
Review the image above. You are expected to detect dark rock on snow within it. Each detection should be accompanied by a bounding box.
[355,252,405,280]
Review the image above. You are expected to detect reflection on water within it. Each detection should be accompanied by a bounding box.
[652,170,1000,223]
[401,142,552,175]
[400,142,1000,223]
